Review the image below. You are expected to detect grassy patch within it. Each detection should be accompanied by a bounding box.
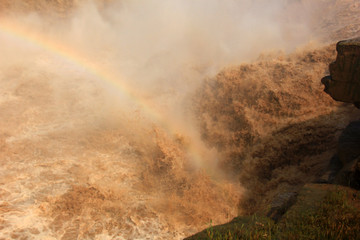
[186,184,360,240]
[204,216,276,240]
[278,189,360,239]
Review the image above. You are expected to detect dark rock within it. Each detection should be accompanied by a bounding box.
[334,157,360,190]
[267,192,298,222]
[321,38,360,189]
[338,120,360,165]
[317,155,343,184]
[328,155,343,182]
[321,37,360,108]
[329,120,360,190]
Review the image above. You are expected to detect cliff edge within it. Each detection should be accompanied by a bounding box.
[322,37,360,108]
[321,37,360,190]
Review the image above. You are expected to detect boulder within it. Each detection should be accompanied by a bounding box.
[334,157,360,190]
[321,37,360,108]
[321,38,360,189]
[317,154,343,184]
[332,120,360,189]
[338,120,360,165]
[266,192,298,222]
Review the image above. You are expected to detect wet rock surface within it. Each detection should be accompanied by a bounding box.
[321,38,360,190]
[334,157,360,190]
[333,120,360,189]
[266,192,298,222]
[321,37,360,108]
[338,120,360,165]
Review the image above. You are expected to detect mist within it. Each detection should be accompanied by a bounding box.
[4,1,318,94]
[0,0,342,239]
[0,0,320,171]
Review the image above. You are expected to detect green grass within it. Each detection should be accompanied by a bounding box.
[278,189,360,239]
[204,215,276,240]
[186,184,360,240]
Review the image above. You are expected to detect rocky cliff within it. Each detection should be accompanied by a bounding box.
[321,37,360,189]
[322,37,360,108]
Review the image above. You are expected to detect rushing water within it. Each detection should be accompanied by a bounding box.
[0,0,359,239]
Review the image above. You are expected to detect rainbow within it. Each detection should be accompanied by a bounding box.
[0,17,164,122]
[0,16,219,175]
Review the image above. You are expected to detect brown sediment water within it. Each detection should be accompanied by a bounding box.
[0,0,359,239]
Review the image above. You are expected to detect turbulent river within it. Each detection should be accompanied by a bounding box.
[0,0,359,239]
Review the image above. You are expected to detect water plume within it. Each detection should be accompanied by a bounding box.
[1,0,359,239]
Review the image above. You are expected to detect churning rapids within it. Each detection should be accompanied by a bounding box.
[0,0,360,239]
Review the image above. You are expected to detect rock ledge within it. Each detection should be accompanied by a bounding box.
[321,37,360,107]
